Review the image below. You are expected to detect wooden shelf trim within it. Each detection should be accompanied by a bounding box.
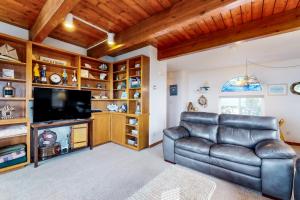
[0,97,26,101]
[81,67,109,73]
[81,77,109,82]
[32,83,77,89]
[0,118,28,125]
[32,59,77,70]
[0,59,26,66]
[0,77,26,83]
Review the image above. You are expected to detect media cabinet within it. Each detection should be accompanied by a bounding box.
[0,33,150,173]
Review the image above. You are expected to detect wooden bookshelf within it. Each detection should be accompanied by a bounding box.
[0,33,30,173]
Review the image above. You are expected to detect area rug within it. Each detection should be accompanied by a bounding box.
[127,165,216,200]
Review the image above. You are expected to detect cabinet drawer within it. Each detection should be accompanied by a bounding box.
[73,123,88,129]
[72,141,87,149]
[72,129,87,142]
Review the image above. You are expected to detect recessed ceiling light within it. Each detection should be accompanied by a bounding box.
[64,13,74,29]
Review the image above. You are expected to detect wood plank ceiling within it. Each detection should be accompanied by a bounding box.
[153,0,300,50]
[0,0,299,59]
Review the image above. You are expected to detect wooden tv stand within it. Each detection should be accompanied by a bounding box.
[31,118,93,168]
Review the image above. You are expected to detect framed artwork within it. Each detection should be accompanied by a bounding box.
[169,84,177,96]
[267,84,288,96]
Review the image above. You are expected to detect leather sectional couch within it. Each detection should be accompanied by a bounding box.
[295,159,300,200]
[163,112,296,200]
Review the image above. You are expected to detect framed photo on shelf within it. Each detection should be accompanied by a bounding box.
[267,84,288,96]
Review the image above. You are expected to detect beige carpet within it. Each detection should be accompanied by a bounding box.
[1,143,298,200]
[128,165,216,200]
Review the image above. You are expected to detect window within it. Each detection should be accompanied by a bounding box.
[219,96,264,116]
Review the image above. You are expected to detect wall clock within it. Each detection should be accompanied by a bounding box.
[49,73,62,85]
[198,95,207,108]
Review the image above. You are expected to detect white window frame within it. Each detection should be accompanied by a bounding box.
[218,95,265,116]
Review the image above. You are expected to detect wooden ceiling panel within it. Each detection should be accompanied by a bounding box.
[241,2,252,23]
[285,0,300,10]
[273,0,289,14]
[0,0,46,29]
[49,19,106,48]
[262,0,276,17]
[230,6,243,25]
[221,11,234,28]
[251,0,264,20]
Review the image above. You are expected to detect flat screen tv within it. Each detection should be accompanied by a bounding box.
[33,88,91,123]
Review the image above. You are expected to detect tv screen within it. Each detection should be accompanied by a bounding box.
[33,88,91,123]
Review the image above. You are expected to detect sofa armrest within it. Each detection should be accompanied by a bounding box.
[255,139,296,159]
[163,126,189,140]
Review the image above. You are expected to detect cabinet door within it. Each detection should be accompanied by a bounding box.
[93,113,110,146]
[111,114,125,145]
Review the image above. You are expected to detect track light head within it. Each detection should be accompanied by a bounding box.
[64,13,74,29]
[107,32,115,45]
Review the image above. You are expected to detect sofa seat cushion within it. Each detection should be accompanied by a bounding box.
[175,148,210,163]
[175,137,213,155]
[210,144,261,167]
[210,157,261,178]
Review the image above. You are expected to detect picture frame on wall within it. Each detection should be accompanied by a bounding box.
[169,84,177,96]
[267,84,288,96]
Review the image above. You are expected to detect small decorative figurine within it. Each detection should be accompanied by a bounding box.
[40,65,47,84]
[96,83,103,89]
[133,91,140,99]
[0,104,15,119]
[99,73,107,80]
[3,82,15,98]
[33,63,40,83]
[99,63,108,71]
[119,104,127,113]
[135,102,141,115]
[187,102,198,112]
[121,92,128,99]
[72,70,77,86]
[62,69,68,85]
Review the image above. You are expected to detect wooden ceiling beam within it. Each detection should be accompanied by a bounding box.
[30,0,80,42]
[158,7,300,60]
[87,0,241,58]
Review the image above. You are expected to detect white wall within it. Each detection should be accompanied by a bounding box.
[166,30,300,143]
[0,22,86,55]
[167,60,300,143]
[115,46,167,145]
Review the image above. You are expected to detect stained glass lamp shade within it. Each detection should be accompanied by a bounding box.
[222,76,262,92]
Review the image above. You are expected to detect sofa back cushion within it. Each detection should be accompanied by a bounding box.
[180,112,219,143]
[218,114,279,148]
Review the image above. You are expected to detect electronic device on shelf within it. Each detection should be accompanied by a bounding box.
[33,88,91,123]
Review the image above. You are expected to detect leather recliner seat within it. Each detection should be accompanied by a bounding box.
[163,112,296,200]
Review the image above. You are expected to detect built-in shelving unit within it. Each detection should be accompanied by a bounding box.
[0,32,150,173]
[0,33,30,173]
